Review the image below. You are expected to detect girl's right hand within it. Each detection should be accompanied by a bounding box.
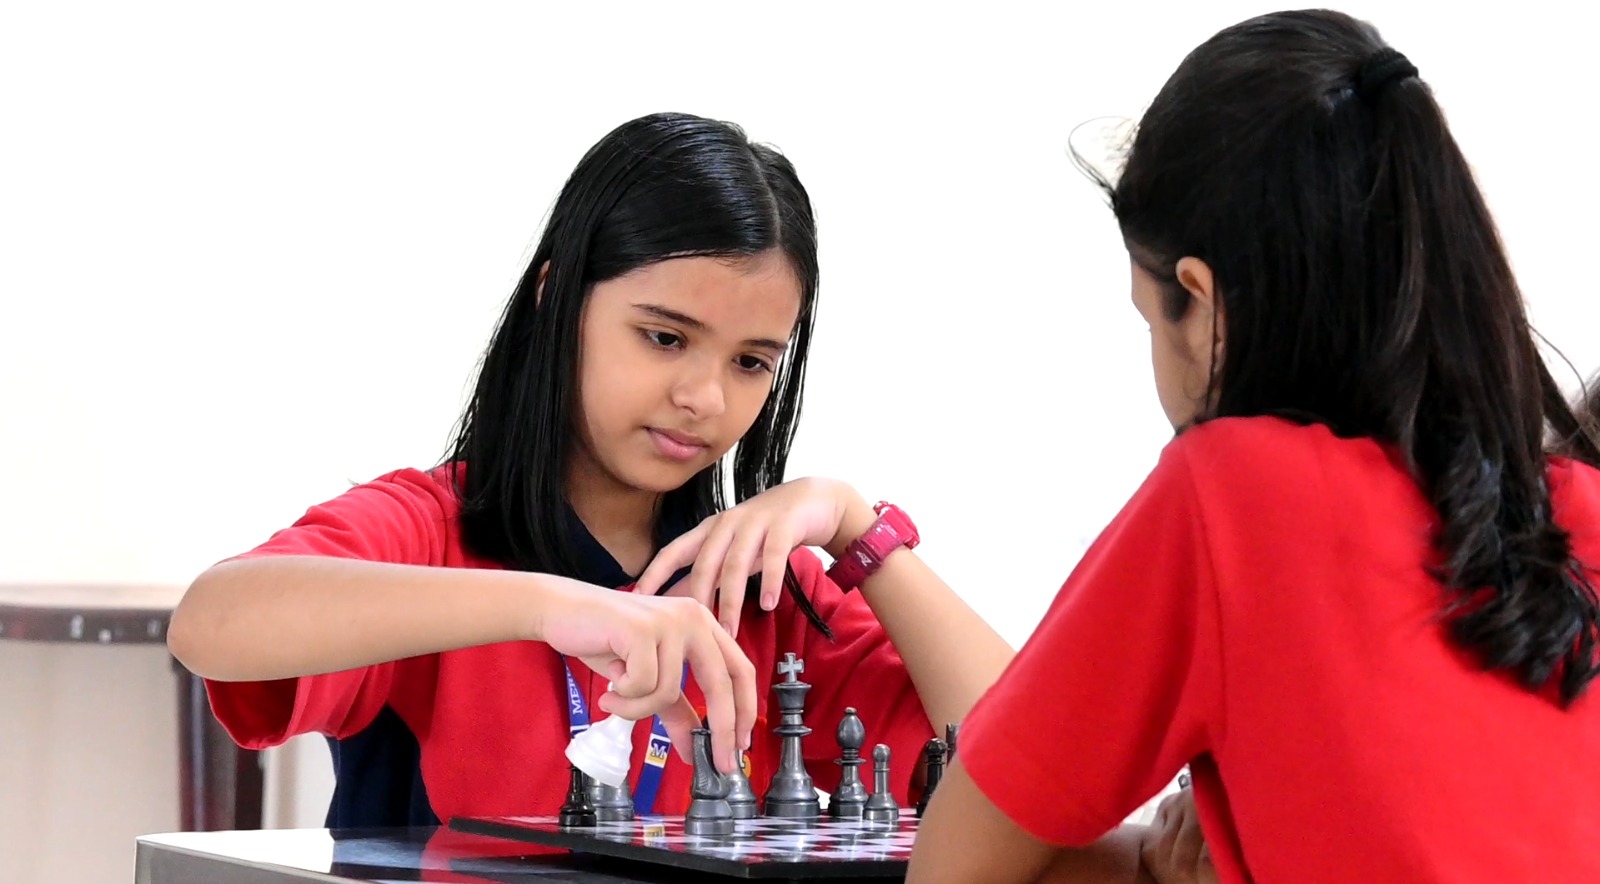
[532,575,756,775]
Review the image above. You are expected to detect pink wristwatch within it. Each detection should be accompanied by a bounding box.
[825,502,920,592]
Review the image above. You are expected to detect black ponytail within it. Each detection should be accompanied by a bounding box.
[1101,10,1600,704]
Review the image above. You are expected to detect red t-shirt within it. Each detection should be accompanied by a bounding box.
[961,417,1600,882]
[205,465,933,824]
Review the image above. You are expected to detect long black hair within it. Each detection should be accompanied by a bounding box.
[448,112,829,631]
[1567,372,1600,464]
[1085,10,1600,704]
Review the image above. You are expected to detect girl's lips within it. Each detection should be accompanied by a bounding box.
[648,428,708,461]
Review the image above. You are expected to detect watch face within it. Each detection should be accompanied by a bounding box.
[876,505,919,548]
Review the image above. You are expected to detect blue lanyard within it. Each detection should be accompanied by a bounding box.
[562,661,675,816]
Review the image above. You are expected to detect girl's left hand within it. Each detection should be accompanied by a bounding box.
[1141,786,1217,884]
[633,477,873,637]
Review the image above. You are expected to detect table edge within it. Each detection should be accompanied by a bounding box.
[136,838,352,884]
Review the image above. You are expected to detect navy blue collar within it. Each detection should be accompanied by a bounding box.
[559,498,697,592]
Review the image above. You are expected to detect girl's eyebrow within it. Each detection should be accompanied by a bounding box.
[631,303,789,352]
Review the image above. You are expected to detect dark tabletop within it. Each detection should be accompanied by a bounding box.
[135,826,908,883]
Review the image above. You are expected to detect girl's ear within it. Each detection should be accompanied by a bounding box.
[1174,257,1215,312]
[1174,256,1223,370]
[535,261,551,307]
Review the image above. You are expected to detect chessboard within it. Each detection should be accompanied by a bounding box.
[449,812,920,880]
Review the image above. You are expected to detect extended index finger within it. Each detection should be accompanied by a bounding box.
[683,621,758,772]
[710,619,758,752]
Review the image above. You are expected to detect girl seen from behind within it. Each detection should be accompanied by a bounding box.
[911,10,1600,883]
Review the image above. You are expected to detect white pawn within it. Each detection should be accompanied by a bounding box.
[565,686,636,789]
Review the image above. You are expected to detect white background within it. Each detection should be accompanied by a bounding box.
[3,2,1595,881]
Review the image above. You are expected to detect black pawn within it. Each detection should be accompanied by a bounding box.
[830,708,868,819]
[589,777,634,823]
[724,751,758,820]
[559,764,597,828]
[862,743,898,823]
[916,737,946,817]
[945,722,961,764]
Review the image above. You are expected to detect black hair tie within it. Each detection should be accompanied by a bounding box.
[1356,47,1419,99]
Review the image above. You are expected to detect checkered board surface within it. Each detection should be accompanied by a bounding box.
[450,813,920,879]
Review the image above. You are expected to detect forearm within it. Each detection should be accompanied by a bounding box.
[910,760,1154,884]
[830,499,1015,733]
[169,556,545,681]
[910,827,1150,884]
[1039,826,1157,884]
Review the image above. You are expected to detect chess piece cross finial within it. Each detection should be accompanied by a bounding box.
[778,652,805,682]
